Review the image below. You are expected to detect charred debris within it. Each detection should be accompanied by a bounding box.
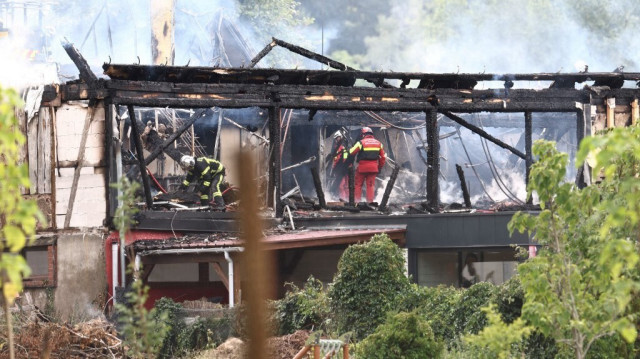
[54,38,640,228]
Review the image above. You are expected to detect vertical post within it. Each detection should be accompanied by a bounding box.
[455,164,471,208]
[631,99,639,126]
[310,167,326,208]
[524,111,533,204]
[105,101,119,218]
[606,97,615,128]
[425,110,440,211]
[127,105,154,208]
[348,166,355,206]
[575,104,590,188]
[379,164,400,211]
[268,106,283,216]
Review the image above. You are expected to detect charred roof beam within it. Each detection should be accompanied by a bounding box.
[62,40,98,86]
[440,110,527,160]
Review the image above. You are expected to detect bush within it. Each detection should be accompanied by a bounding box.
[492,276,523,324]
[358,311,443,359]
[328,234,411,339]
[154,297,237,358]
[452,282,497,336]
[404,285,461,344]
[274,276,331,335]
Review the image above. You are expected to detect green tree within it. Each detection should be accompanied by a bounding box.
[509,139,640,359]
[328,233,410,339]
[0,86,44,359]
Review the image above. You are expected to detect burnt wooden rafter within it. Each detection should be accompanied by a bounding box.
[440,110,527,160]
[63,41,98,85]
[102,63,640,88]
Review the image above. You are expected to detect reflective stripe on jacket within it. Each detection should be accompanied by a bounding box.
[346,135,386,173]
[184,157,225,187]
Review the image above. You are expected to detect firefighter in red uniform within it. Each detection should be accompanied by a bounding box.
[329,131,349,199]
[344,127,386,203]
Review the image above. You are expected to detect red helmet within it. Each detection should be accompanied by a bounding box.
[361,126,373,136]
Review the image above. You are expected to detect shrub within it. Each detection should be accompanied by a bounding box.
[452,282,497,336]
[155,298,237,358]
[328,233,411,339]
[274,276,331,335]
[405,285,461,344]
[358,311,443,359]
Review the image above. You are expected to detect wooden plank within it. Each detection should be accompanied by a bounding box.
[211,262,229,290]
[49,107,57,229]
[37,109,52,194]
[64,101,97,228]
[16,108,29,195]
[27,113,38,194]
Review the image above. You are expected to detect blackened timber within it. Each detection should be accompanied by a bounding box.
[441,110,527,159]
[128,105,154,208]
[310,167,326,208]
[102,63,640,85]
[268,106,283,217]
[456,164,471,208]
[575,105,590,188]
[379,164,401,211]
[271,37,395,88]
[249,39,276,68]
[62,41,98,85]
[426,110,440,210]
[126,108,208,178]
[524,112,533,204]
[348,166,355,206]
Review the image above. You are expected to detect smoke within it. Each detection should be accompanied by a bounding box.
[362,0,640,73]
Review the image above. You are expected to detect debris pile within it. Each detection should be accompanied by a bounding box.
[2,316,121,358]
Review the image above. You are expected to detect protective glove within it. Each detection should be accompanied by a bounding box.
[179,183,188,191]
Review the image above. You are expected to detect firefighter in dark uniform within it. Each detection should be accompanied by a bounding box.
[179,155,226,210]
[344,127,386,203]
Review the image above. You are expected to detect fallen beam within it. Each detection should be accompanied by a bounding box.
[128,105,154,207]
[440,110,526,160]
[126,108,208,178]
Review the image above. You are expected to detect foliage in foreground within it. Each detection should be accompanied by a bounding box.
[113,177,169,358]
[358,311,443,359]
[328,233,411,339]
[507,139,640,359]
[116,269,169,359]
[0,86,44,359]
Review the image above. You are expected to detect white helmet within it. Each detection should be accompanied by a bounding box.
[180,155,195,169]
[333,131,343,140]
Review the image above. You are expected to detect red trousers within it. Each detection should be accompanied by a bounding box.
[355,171,377,203]
[338,176,349,200]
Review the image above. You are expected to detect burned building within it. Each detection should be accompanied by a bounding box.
[19,35,640,314]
